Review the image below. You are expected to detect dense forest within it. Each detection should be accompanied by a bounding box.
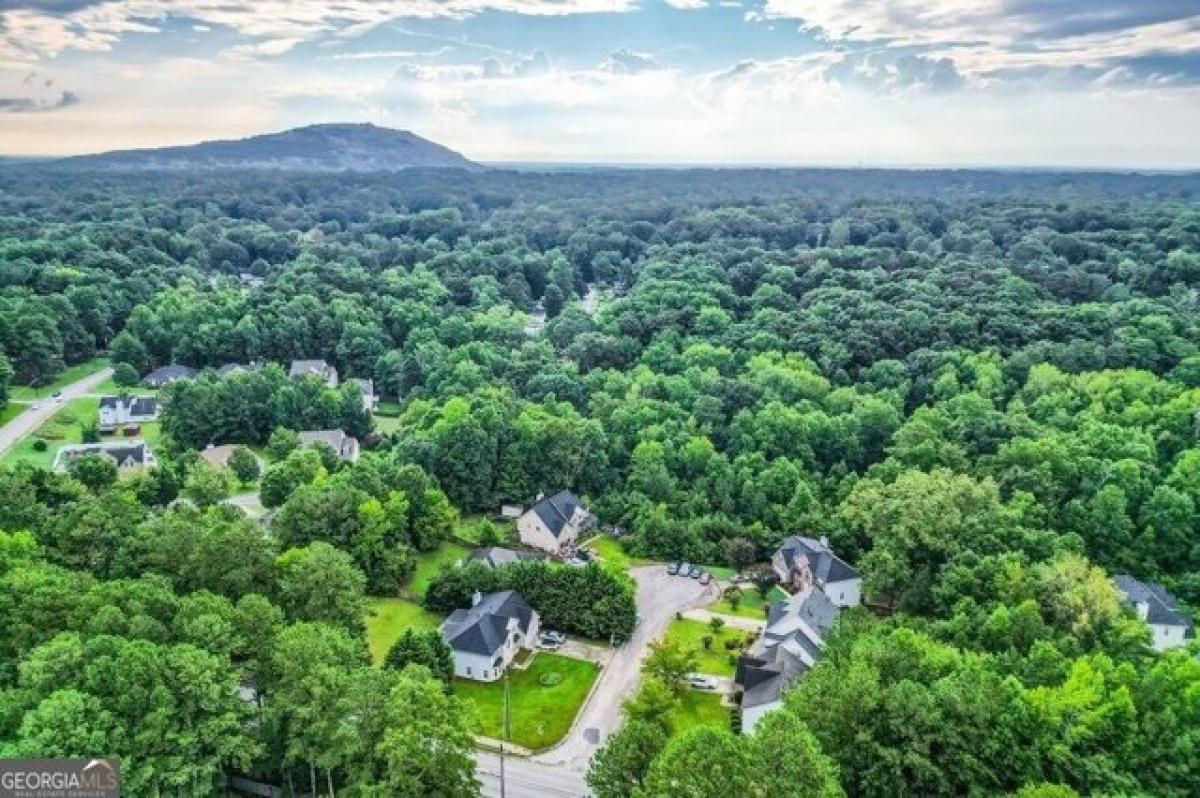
[1,164,1200,796]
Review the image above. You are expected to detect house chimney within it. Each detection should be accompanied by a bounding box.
[471,590,483,607]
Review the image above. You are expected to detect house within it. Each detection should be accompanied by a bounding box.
[98,395,159,430]
[517,490,596,554]
[441,590,540,681]
[298,429,359,461]
[199,443,262,471]
[143,364,197,388]
[351,378,379,412]
[464,547,538,569]
[54,440,157,473]
[735,586,840,733]
[289,359,338,388]
[500,503,524,520]
[771,536,861,608]
[237,272,266,289]
[1114,574,1194,652]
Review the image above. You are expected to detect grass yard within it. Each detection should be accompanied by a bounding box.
[670,690,730,736]
[709,585,788,620]
[454,652,600,750]
[588,535,654,572]
[0,403,25,426]
[373,414,404,435]
[8,358,109,401]
[405,540,470,599]
[91,377,157,396]
[455,515,514,546]
[662,619,750,678]
[1,396,101,469]
[364,597,443,664]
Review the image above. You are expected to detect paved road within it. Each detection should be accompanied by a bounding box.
[530,565,718,778]
[476,752,589,798]
[0,367,113,458]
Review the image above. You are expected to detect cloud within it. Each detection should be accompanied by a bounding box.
[824,50,965,93]
[0,0,640,60]
[761,0,1200,87]
[0,87,78,111]
[599,47,659,74]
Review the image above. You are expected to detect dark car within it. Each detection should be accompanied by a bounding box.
[689,565,702,579]
[668,562,681,575]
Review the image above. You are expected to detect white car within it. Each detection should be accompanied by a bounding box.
[685,674,718,690]
[540,630,567,645]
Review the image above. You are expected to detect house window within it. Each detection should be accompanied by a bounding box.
[465,667,471,676]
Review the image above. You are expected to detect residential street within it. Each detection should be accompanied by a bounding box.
[476,752,589,798]
[525,565,718,782]
[0,367,113,458]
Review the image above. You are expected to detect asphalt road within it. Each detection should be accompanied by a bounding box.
[476,565,716,797]
[0,367,113,458]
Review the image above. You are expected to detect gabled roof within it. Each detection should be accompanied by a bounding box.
[217,362,261,377]
[737,586,841,707]
[777,536,859,583]
[440,590,536,656]
[465,547,530,569]
[144,364,197,383]
[1114,574,1193,630]
[735,655,786,709]
[290,359,333,378]
[527,490,592,539]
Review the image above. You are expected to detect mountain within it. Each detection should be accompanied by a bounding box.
[57,123,481,172]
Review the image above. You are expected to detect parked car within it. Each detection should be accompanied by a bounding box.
[689,565,702,579]
[678,562,692,577]
[538,638,563,651]
[730,574,748,585]
[667,562,681,575]
[51,390,62,398]
[565,557,587,567]
[538,630,566,649]
[700,571,712,585]
[685,674,718,690]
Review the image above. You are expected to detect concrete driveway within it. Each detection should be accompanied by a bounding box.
[0,367,113,458]
[529,565,719,777]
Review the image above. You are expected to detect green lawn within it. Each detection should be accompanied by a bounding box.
[373,415,404,435]
[670,690,730,736]
[91,377,157,396]
[364,597,443,665]
[376,400,404,415]
[8,358,109,401]
[455,515,514,546]
[0,403,25,426]
[454,652,600,750]
[1,396,101,469]
[588,535,654,572]
[405,540,470,599]
[662,619,750,677]
[710,586,788,620]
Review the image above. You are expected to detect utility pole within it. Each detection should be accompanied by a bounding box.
[500,669,510,798]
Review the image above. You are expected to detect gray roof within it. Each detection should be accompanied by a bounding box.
[465,547,531,569]
[777,536,859,583]
[1114,574,1193,630]
[58,441,152,468]
[217,362,261,377]
[529,490,592,539]
[143,364,197,384]
[102,395,158,416]
[290,359,334,379]
[440,590,535,657]
[736,586,840,707]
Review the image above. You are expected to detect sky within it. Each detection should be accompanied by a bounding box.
[1,0,1199,166]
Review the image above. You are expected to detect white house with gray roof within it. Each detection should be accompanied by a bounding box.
[517,490,596,554]
[1114,574,1194,652]
[735,585,841,733]
[54,440,157,473]
[441,590,540,681]
[771,535,861,608]
[298,429,360,462]
[289,359,338,388]
[98,395,160,429]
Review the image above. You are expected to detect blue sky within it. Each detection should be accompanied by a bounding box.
[1,0,1199,166]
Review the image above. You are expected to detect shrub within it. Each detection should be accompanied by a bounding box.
[31,439,48,452]
[539,672,564,687]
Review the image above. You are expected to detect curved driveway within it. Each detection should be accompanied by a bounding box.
[478,564,716,796]
[0,367,113,458]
